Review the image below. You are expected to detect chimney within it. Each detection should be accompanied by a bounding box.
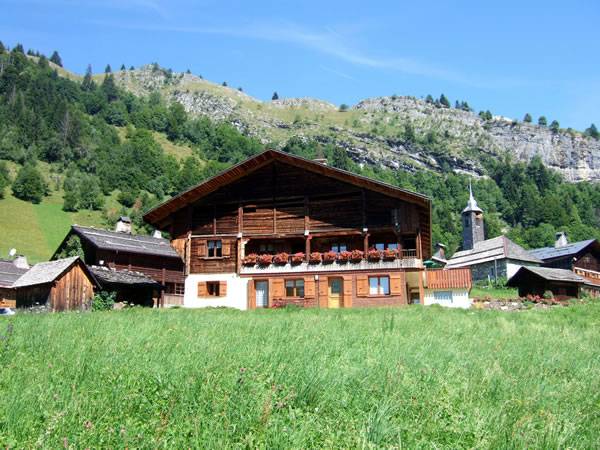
[13,255,29,270]
[555,231,568,248]
[115,216,132,234]
[152,230,163,239]
[313,158,328,166]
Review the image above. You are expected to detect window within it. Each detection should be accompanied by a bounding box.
[374,242,398,251]
[208,240,222,258]
[206,281,220,296]
[369,276,390,295]
[174,283,185,295]
[330,243,347,253]
[433,291,453,303]
[259,243,276,253]
[285,279,304,297]
[165,283,185,295]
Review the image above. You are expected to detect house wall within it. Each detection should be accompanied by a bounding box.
[49,263,95,311]
[424,289,471,308]
[470,259,508,282]
[184,273,249,310]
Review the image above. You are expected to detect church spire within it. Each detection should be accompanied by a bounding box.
[463,180,483,214]
[461,181,485,250]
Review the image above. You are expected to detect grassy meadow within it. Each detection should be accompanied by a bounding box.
[1,305,599,448]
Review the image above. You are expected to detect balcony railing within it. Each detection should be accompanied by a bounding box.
[241,249,422,274]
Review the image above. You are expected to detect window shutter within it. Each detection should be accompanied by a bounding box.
[219,281,227,296]
[342,276,353,308]
[272,279,284,298]
[390,273,403,296]
[304,277,315,298]
[356,275,368,297]
[222,240,231,257]
[196,239,207,257]
[197,281,207,297]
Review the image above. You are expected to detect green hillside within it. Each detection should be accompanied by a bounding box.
[0,44,599,264]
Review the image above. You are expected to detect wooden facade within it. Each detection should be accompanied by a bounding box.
[143,150,463,310]
[14,258,98,311]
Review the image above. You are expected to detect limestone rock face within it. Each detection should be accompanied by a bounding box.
[111,67,600,181]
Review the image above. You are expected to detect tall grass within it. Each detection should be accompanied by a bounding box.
[0,305,599,448]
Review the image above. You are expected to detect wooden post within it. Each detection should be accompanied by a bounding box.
[416,230,422,260]
[418,270,424,305]
[305,236,311,261]
[363,233,370,254]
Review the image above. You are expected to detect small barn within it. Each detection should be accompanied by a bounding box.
[0,257,30,307]
[12,257,99,311]
[507,266,585,300]
[90,265,164,307]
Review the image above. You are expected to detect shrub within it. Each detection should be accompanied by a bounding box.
[543,290,554,300]
[92,291,116,311]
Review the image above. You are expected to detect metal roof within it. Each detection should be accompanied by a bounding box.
[0,259,29,288]
[72,226,181,259]
[508,266,586,285]
[446,235,541,268]
[528,239,597,261]
[13,257,88,288]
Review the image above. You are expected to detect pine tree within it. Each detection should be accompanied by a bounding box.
[82,64,95,91]
[272,92,279,100]
[12,164,48,204]
[585,123,599,139]
[50,51,63,67]
[523,113,532,123]
[120,64,126,71]
[538,116,547,126]
[455,100,460,109]
[101,74,118,102]
[12,43,24,54]
[37,55,49,69]
[425,94,434,104]
[222,81,228,87]
[0,162,10,199]
[105,64,112,73]
[550,120,560,132]
[0,41,5,53]
[439,94,450,108]
[129,65,135,71]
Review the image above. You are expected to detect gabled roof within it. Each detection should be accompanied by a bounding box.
[508,266,586,285]
[64,225,181,259]
[0,259,29,288]
[13,257,98,288]
[446,235,541,268]
[528,239,598,261]
[144,149,431,227]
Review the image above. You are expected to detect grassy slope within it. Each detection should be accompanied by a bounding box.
[0,306,599,448]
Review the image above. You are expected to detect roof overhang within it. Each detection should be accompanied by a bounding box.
[143,149,431,228]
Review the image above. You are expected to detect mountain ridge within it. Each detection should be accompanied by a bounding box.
[101,64,600,182]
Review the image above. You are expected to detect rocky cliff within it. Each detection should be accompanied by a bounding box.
[110,65,600,181]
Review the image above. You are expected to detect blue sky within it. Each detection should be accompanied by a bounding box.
[3,0,599,130]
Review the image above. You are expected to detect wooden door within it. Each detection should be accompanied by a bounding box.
[255,281,269,308]
[328,278,343,308]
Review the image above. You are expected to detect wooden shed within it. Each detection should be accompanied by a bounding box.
[0,258,30,307]
[12,257,99,311]
[507,266,585,300]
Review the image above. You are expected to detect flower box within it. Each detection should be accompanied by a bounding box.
[322,251,337,263]
[291,252,305,264]
[367,249,382,261]
[382,248,397,260]
[243,253,258,265]
[309,252,322,264]
[350,249,364,262]
[338,251,352,262]
[257,254,273,266]
[273,252,289,265]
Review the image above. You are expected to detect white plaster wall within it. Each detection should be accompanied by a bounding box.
[184,273,249,310]
[424,289,472,309]
[507,261,539,279]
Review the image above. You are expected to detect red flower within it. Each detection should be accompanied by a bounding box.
[309,252,322,263]
[322,251,337,263]
[257,254,273,266]
[382,248,397,260]
[273,252,289,265]
[367,249,382,261]
[350,249,364,262]
[291,252,305,264]
[338,250,352,262]
[243,253,258,265]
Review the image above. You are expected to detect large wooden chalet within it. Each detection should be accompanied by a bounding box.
[144,149,470,309]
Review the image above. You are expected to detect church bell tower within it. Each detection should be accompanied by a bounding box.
[462,182,485,250]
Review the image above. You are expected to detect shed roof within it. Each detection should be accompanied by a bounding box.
[90,266,162,288]
[144,149,431,227]
[0,259,29,288]
[13,257,97,288]
[508,266,586,285]
[446,235,541,268]
[68,225,181,259]
[528,239,598,261]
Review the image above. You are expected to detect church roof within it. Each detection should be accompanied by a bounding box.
[447,236,542,268]
[462,182,483,214]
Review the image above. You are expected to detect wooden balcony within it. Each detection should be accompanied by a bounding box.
[241,252,422,275]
